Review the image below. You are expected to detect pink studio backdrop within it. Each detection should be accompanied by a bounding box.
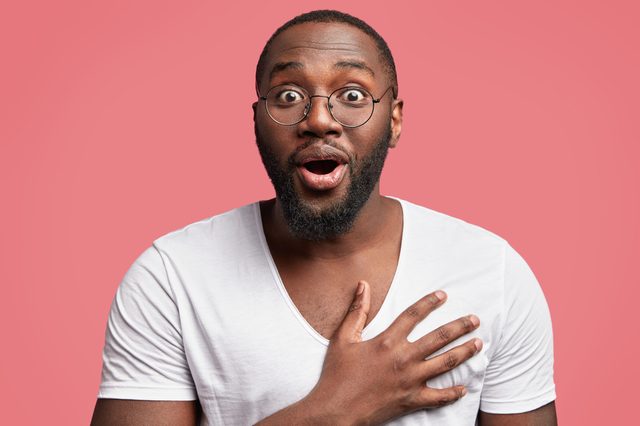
[1,1,638,424]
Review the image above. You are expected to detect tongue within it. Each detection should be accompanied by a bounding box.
[304,160,338,175]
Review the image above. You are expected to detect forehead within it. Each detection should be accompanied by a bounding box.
[261,22,383,86]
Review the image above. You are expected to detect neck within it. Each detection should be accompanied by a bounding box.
[260,188,401,260]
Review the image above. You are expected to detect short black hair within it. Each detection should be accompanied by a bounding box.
[255,10,398,97]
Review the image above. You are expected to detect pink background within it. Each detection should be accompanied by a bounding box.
[2,1,638,424]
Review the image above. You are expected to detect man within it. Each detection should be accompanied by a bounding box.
[92,10,556,425]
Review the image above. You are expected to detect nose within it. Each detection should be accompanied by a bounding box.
[296,95,342,139]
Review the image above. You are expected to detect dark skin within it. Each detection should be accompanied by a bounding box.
[91,22,557,425]
[255,20,405,340]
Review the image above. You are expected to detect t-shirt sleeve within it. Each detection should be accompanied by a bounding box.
[479,243,556,413]
[97,245,197,400]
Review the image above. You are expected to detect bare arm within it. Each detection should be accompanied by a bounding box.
[90,399,199,426]
[478,401,557,426]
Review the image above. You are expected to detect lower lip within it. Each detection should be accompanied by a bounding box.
[296,163,349,191]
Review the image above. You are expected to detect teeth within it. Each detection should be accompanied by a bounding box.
[304,160,338,175]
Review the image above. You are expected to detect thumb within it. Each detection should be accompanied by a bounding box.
[332,280,371,344]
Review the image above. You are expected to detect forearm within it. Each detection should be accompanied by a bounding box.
[477,401,558,426]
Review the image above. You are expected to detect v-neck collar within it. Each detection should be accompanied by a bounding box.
[253,197,408,346]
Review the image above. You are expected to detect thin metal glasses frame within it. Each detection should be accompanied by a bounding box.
[258,85,394,128]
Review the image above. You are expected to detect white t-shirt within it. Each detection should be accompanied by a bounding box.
[98,198,555,425]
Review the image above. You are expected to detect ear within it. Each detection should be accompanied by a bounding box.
[388,98,403,148]
[252,102,258,122]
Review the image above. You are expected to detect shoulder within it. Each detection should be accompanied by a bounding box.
[393,197,548,332]
[395,197,508,260]
[395,197,546,298]
[151,202,260,254]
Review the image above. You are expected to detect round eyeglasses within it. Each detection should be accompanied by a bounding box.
[258,84,394,128]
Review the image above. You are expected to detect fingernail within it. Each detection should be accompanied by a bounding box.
[468,314,480,327]
[356,281,365,295]
[473,338,483,352]
[461,387,468,397]
[435,290,446,301]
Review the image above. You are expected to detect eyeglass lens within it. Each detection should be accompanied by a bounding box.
[265,85,375,127]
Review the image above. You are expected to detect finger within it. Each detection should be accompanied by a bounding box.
[331,280,371,344]
[417,386,467,408]
[420,338,483,379]
[386,291,447,338]
[412,315,480,357]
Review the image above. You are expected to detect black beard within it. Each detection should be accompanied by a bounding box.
[255,123,392,241]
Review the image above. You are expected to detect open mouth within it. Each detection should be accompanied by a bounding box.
[296,160,348,191]
[293,145,350,191]
[303,159,340,175]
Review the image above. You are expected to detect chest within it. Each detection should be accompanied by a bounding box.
[279,259,398,340]
[180,253,498,426]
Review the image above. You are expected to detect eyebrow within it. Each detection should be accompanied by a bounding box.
[334,60,375,77]
[269,61,304,80]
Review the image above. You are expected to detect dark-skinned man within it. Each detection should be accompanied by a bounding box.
[92,10,556,425]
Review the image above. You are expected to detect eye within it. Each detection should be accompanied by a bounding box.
[275,89,305,104]
[335,87,370,104]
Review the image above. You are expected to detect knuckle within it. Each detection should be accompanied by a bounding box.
[422,388,463,408]
[464,345,475,359]
[398,393,417,411]
[436,326,451,342]
[377,335,395,351]
[348,302,361,312]
[436,396,451,407]
[468,341,479,356]
[405,305,421,319]
[461,316,473,332]
[436,389,461,406]
[443,353,458,369]
[392,352,409,373]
